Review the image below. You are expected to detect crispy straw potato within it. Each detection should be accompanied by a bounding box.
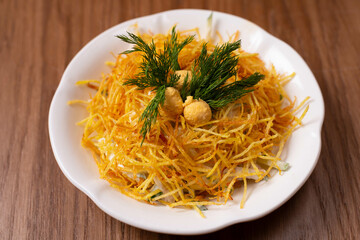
[72,28,309,216]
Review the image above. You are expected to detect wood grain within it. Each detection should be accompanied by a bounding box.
[1,0,359,239]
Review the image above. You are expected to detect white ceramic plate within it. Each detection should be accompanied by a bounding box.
[49,9,324,235]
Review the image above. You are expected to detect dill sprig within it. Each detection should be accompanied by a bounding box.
[182,41,265,108]
[117,28,264,143]
[116,27,194,142]
[139,85,166,144]
[207,72,265,108]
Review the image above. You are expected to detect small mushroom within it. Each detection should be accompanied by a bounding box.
[183,96,212,125]
[175,70,192,89]
[162,87,183,116]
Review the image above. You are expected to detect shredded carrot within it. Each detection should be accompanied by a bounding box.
[73,28,309,216]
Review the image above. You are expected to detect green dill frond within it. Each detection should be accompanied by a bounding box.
[180,73,190,101]
[139,85,166,145]
[207,72,265,109]
[189,40,241,100]
[117,26,194,90]
[117,27,263,143]
[117,31,156,55]
[168,27,195,70]
[183,40,264,109]
[168,73,180,88]
[117,27,194,142]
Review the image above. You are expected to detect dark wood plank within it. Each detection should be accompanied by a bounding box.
[1,0,359,239]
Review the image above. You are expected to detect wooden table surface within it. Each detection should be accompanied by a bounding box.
[1,0,359,239]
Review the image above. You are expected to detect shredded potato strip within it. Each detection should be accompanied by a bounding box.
[75,28,309,216]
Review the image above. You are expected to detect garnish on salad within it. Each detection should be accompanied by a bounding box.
[117,27,264,143]
[70,23,309,217]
